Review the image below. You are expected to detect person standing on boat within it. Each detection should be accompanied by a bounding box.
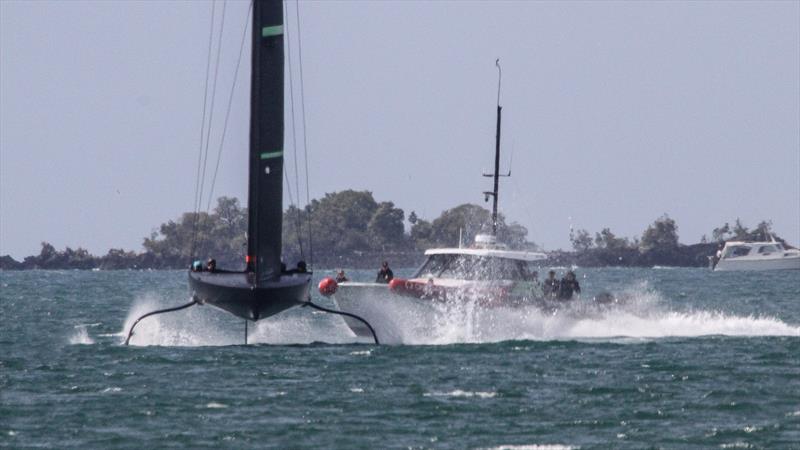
[543,270,560,299]
[335,270,349,283]
[376,261,394,283]
[558,271,581,300]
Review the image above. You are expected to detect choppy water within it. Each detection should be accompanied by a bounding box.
[1,267,798,449]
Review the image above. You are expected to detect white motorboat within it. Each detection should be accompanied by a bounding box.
[711,239,800,271]
[317,61,556,343]
[324,234,548,342]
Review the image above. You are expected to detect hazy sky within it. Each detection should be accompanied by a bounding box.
[1,0,798,259]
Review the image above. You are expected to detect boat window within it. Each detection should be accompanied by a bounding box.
[758,245,778,254]
[725,246,751,258]
[414,254,455,278]
[443,256,525,280]
[775,244,785,251]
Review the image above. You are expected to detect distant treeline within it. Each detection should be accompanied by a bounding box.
[0,191,788,270]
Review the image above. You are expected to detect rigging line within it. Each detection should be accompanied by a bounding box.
[283,0,305,260]
[190,0,217,259]
[196,0,228,258]
[205,1,252,213]
[294,0,313,267]
[197,0,227,222]
[282,168,305,258]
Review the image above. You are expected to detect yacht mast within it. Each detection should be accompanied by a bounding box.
[483,59,508,236]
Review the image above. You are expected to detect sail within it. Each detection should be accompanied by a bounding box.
[247,0,284,284]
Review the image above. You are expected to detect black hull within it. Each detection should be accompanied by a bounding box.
[188,270,311,321]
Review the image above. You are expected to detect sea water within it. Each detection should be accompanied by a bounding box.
[1,268,798,448]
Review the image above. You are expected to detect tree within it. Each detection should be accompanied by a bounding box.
[711,222,731,242]
[367,202,405,250]
[296,190,380,259]
[570,228,594,252]
[142,197,249,268]
[732,218,749,240]
[428,204,493,247]
[594,227,630,250]
[410,218,434,250]
[498,222,529,249]
[640,214,679,251]
[753,220,773,240]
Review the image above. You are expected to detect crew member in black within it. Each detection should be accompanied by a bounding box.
[376,261,394,283]
[558,271,581,300]
[543,270,559,299]
[284,261,308,274]
[335,270,349,283]
[206,258,217,272]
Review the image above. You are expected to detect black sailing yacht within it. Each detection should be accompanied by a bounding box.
[188,0,311,321]
[125,0,379,345]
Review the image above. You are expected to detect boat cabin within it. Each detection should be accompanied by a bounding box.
[722,241,787,259]
[414,234,547,281]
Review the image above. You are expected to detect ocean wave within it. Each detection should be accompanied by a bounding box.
[424,390,497,399]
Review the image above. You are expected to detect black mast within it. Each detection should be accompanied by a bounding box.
[483,59,507,236]
[247,0,284,284]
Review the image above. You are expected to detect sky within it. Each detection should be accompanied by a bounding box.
[1,0,798,259]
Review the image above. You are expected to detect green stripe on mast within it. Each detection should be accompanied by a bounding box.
[262,25,283,37]
[260,151,283,160]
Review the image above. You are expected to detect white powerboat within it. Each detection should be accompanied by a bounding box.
[324,235,548,342]
[318,61,557,343]
[711,239,800,271]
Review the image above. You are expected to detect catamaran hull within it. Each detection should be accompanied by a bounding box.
[189,271,311,321]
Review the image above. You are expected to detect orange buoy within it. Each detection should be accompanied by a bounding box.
[318,277,338,296]
[388,278,405,291]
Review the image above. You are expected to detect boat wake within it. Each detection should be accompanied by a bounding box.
[117,283,799,347]
[68,325,95,345]
[368,282,800,345]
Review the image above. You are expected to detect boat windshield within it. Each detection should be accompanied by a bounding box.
[414,254,531,281]
[724,246,751,258]
[758,245,780,255]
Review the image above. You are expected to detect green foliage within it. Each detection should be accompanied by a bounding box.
[367,202,406,250]
[711,219,775,243]
[640,214,679,251]
[570,228,594,252]
[711,222,731,242]
[20,242,97,269]
[409,218,434,251]
[594,228,631,250]
[498,222,530,249]
[142,196,247,268]
[732,218,749,240]
[428,204,493,247]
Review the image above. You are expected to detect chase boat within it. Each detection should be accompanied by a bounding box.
[318,61,553,342]
[711,239,800,271]
[322,234,547,341]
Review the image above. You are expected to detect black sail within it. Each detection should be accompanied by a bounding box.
[247,0,284,284]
